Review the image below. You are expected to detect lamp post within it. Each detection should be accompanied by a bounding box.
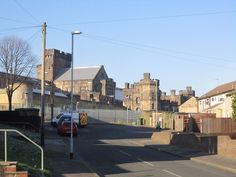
[70,30,81,159]
[155,79,159,128]
[155,79,158,115]
[126,95,130,124]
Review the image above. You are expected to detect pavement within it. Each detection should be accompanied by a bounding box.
[44,125,99,177]
[44,124,236,176]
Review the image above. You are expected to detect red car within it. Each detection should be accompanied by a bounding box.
[57,115,78,137]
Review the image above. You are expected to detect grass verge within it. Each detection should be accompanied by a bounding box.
[0,124,52,177]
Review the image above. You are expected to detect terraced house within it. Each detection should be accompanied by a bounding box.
[198,80,236,117]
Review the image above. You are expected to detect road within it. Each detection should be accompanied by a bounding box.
[65,122,236,177]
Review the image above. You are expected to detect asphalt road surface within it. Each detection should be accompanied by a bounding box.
[64,122,236,177]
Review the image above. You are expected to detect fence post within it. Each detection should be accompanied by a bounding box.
[4,131,7,162]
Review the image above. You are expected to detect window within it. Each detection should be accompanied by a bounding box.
[151,103,154,110]
[136,97,140,104]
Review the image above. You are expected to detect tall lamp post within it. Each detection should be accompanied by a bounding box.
[70,30,82,159]
[126,95,131,124]
[155,79,159,128]
[155,79,158,115]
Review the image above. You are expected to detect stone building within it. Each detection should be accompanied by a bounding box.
[160,86,195,112]
[123,73,195,112]
[0,76,69,114]
[36,49,116,104]
[36,49,71,82]
[54,65,116,104]
[123,73,160,112]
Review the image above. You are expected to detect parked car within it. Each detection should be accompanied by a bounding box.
[57,115,78,136]
[51,112,80,127]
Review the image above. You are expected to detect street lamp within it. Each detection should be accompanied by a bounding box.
[155,79,159,128]
[70,30,82,159]
[155,79,158,115]
[126,95,131,124]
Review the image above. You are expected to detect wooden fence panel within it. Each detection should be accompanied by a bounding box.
[201,118,234,134]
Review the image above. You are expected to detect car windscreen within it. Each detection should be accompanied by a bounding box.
[58,116,71,124]
[56,113,63,119]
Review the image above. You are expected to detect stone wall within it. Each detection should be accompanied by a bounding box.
[218,134,236,158]
[151,130,236,158]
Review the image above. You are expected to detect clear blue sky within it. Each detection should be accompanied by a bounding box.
[0,0,236,96]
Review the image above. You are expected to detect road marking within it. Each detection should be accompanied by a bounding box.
[130,140,144,147]
[162,169,182,177]
[137,158,154,167]
[119,150,132,157]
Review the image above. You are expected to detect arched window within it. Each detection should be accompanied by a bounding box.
[136,97,140,104]
[136,107,141,112]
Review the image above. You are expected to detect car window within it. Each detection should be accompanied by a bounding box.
[56,113,63,119]
[58,116,71,124]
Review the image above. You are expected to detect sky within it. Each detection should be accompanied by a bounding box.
[0,0,235,97]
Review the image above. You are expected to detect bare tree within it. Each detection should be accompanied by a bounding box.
[0,36,36,111]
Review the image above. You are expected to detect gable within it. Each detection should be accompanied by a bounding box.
[94,65,108,81]
[179,97,197,108]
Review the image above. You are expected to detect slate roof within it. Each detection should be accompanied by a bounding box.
[55,66,102,81]
[199,80,236,100]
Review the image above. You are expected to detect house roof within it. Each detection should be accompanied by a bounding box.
[55,66,103,81]
[199,80,236,100]
[179,96,197,108]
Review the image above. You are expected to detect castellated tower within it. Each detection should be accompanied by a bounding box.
[36,49,71,82]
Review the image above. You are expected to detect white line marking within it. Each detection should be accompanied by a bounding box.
[162,169,182,177]
[130,141,144,147]
[119,150,132,157]
[137,158,154,167]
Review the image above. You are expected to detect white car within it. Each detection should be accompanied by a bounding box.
[51,112,80,127]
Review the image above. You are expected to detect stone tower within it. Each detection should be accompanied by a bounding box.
[36,49,71,82]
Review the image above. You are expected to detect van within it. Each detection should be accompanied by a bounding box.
[51,112,80,127]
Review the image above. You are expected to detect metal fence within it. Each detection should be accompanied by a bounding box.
[78,109,141,124]
[0,129,44,170]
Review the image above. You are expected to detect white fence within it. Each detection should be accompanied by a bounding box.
[78,109,141,124]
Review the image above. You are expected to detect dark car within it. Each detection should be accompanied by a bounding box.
[57,115,78,136]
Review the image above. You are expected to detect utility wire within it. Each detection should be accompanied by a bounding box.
[0,25,41,33]
[0,16,36,25]
[48,26,235,69]
[81,34,235,70]
[25,29,41,43]
[47,26,70,33]
[51,10,236,26]
[82,33,235,63]
[13,0,40,24]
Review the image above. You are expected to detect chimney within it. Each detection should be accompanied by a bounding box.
[171,89,176,96]
[125,82,130,89]
[143,73,150,80]
[186,86,192,91]
[162,92,166,97]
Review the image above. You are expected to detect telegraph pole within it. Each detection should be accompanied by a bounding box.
[40,22,46,147]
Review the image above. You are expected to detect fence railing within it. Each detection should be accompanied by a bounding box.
[0,129,44,170]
